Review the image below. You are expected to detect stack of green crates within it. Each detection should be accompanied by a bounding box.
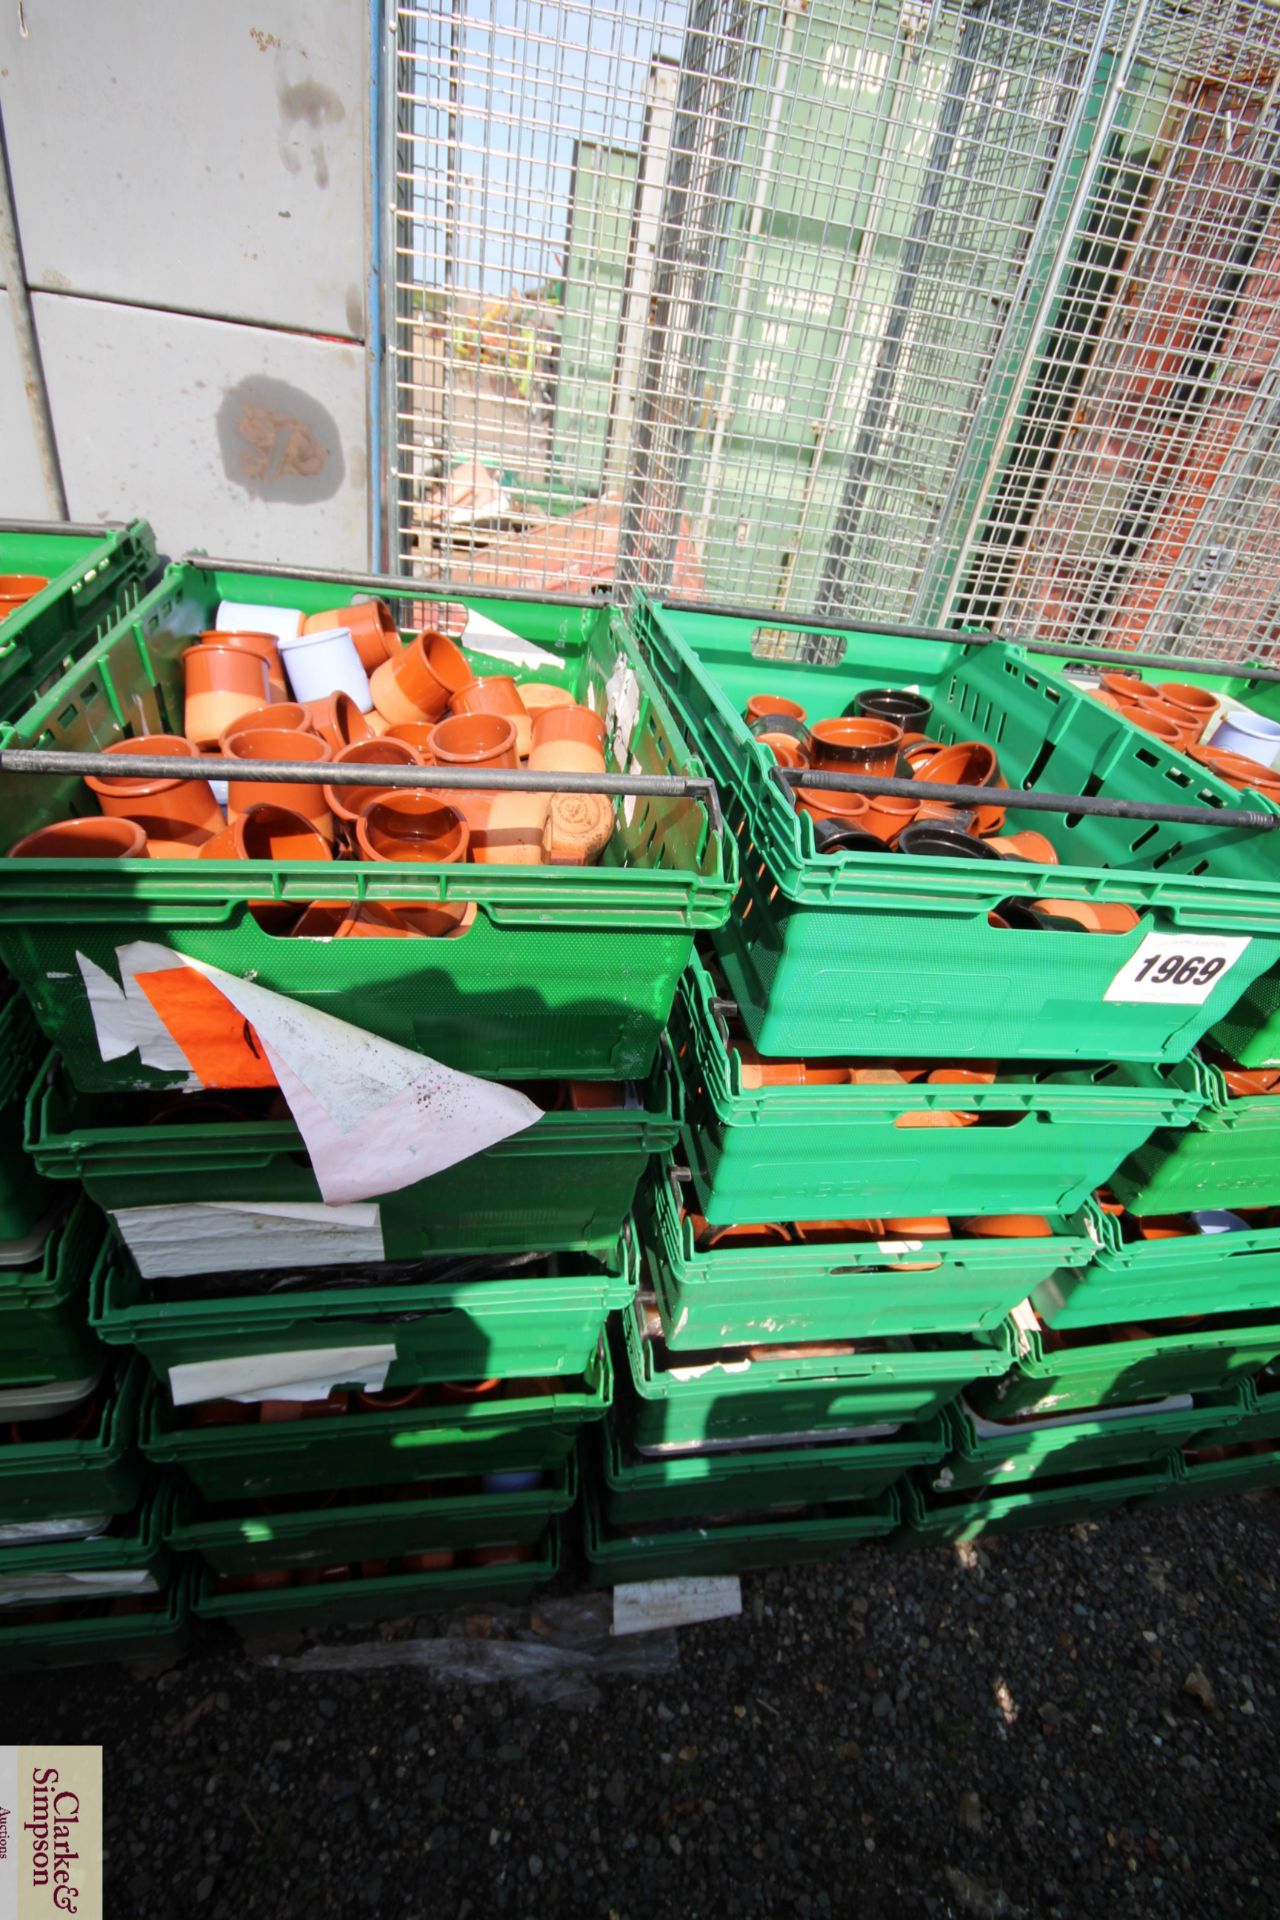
[0,558,737,1634]
[627,598,1280,1545]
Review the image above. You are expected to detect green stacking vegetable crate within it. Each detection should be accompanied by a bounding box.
[1209,969,1280,1068]
[901,1460,1173,1542]
[166,1456,576,1574]
[1141,1441,1280,1505]
[0,989,57,1246]
[0,1195,103,1386]
[140,1350,611,1500]
[584,1476,898,1584]
[969,1301,1280,1419]
[932,1387,1244,1491]
[1108,1060,1280,1214]
[600,1404,945,1524]
[0,1481,170,1609]
[0,1358,144,1524]
[672,952,1202,1221]
[1034,1198,1280,1328]
[91,1232,633,1389]
[0,517,155,722]
[194,1520,559,1635]
[1234,1370,1280,1442]
[29,1047,679,1256]
[631,595,1280,1064]
[620,1302,1011,1452]
[0,564,732,1092]
[641,1160,1089,1344]
[0,1563,194,1672]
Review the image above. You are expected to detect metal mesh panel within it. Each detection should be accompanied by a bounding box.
[389,0,1280,663]
[941,0,1280,661]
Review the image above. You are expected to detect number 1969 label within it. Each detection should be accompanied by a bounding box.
[1104,932,1251,1006]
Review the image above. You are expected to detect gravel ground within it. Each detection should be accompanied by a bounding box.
[3,1492,1277,1919]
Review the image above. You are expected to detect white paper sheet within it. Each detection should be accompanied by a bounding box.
[112,1201,385,1278]
[0,1570,157,1607]
[612,1576,743,1636]
[168,1343,397,1407]
[101,941,543,1205]
[76,951,193,1074]
[462,608,564,671]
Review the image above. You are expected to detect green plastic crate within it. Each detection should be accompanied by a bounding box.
[28,1046,679,1256]
[165,1456,576,1574]
[1108,1059,1280,1214]
[932,1386,1244,1491]
[0,565,732,1092]
[632,596,1280,1063]
[1141,1442,1280,1506]
[0,1195,103,1386]
[584,1474,898,1584]
[600,1404,945,1524]
[673,951,1193,1221]
[0,1358,144,1524]
[0,989,57,1243]
[1034,1197,1280,1328]
[642,1159,1090,1344]
[969,1301,1280,1418]
[90,1230,633,1389]
[0,518,155,722]
[140,1348,612,1501]
[194,1520,558,1634]
[901,1460,1173,1541]
[0,1481,170,1607]
[1209,970,1280,1068]
[0,1562,193,1672]
[1234,1371,1280,1442]
[620,1302,1011,1452]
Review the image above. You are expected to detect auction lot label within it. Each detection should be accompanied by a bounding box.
[0,1747,101,1920]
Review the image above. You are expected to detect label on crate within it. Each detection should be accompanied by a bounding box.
[1103,932,1252,1006]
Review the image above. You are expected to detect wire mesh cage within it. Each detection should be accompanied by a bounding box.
[389,0,1280,664]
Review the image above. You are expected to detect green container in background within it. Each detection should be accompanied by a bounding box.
[1141,1443,1280,1506]
[28,1047,679,1256]
[0,990,56,1245]
[600,1405,945,1524]
[584,1476,898,1584]
[672,951,1196,1221]
[1108,1061,1280,1214]
[969,1303,1280,1418]
[165,1457,577,1575]
[91,1233,633,1389]
[0,1563,193,1673]
[631,595,1280,1063]
[621,1303,1011,1451]
[901,1461,1173,1541]
[932,1386,1244,1491]
[0,1196,103,1386]
[0,1482,171,1607]
[1209,968,1280,1069]
[140,1350,612,1501]
[194,1521,559,1635]
[1034,1199,1280,1328]
[0,1359,144,1524]
[641,1159,1088,1345]
[0,518,155,722]
[0,565,731,1092]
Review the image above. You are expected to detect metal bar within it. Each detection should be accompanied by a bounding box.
[0,104,67,520]
[0,518,130,537]
[774,765,1277,830]
[0,748,723,837]
[180,551,605,610]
